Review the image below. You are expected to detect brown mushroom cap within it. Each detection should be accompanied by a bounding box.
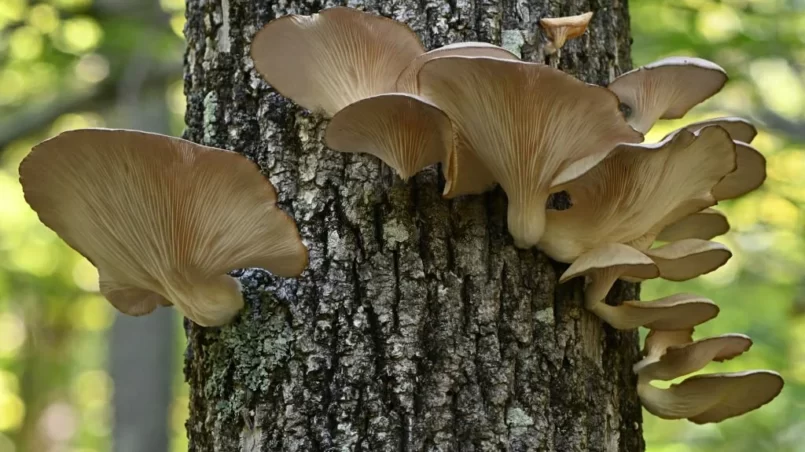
[636,334,752,381]
[591,293,719,330]
[540,126,736,262]
[419,56,642,247]
[657,208,730,242]
[560,243,659,308]
[539,12,594,54]
[638,370,784,424]
[645,239,732,281]
[250,7,425,116]
[19,129,308,326]
[608,57,728,133]
[712,141,767,200]
[325,93,452,179]
[674,117,758,143]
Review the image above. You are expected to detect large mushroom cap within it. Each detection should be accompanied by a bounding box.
[325,93,452,179]
[639,370,784,424]
[645,239,732,281]
[657,208,730,242]
[540,126,736,262]
[19,129,308,326]
[675,116,758,143]
[712,141,766,200]
[250,7,425,116]
[419,56,641,247]
[609,57,727,133]
[636,333,752,381]
[592,293,719,330]
[539,11,594,54]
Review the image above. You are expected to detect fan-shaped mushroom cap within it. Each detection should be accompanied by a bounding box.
[325,93,452,179]
[250,7,425,116]
[540,126,736,262]
[642,329,695,357]
[419,56,642,247]
[590,293,719,330]
[635,334,752,381]
[638,370,784,423]
[675,117,757,143]
[396,42,518,94]
[609,57,727,133]
[539,12,593,54]
[560,244,659,308]
[19,129,308,327]
[645,239,732,281]
[712,141,766,200]
[657,208,729,242]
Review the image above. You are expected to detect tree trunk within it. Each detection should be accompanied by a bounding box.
[182,1,644,451]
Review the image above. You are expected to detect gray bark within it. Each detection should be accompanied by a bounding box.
[182,1,644,451]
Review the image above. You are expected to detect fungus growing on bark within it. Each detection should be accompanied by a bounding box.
[638,370,783,423]
[712,141,766,200]
[325,93,452,179]
[676,116,757,143]
[540,126,736,262]
[644,239,732,281]
[657,208,729,242]
[419,56,642,247]
[608,57,728,133]
[19,129,308,327]
[250,7,425,116]
[539,12,594,55]
[590,293,719,330]
[634,332,752,381]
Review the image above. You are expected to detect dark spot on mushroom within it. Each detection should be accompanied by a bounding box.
[547,191,572,210]
[619,102,633,119]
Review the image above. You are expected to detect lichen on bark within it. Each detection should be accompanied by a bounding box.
[182,0,645,451]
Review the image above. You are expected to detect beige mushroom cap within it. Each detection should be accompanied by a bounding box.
[645,239,732,281]
[419,56,641,247]
[19,129,308,327]
[639,370,784,424]
[591,293,719,330]
[712,141,766,200]
[325,93,452,179]
[540,126,736,262]
[635,333,752,381]
[250,7,425,116]
[657,208,730,242]
[540,12,594,54]
[560,243,659,308]
[609,57,728,133]
[675,116,757,143]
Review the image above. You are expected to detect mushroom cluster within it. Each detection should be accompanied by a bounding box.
[16,5,782,425]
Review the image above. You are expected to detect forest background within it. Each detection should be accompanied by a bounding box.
[0,0,803,451]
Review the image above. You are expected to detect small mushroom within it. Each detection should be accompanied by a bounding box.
[590,293,719,330]
[635,332,752,381]
[712,141,766,200]
[638,370,784,423]
[644,239,732,281]
[19,129,308,327]
[559,243,659,309]
[250,7,425,116]
[539,12,594,55]
[540,126,736,262]
[656,208,729,242]
[324,93,452,179]
[674,116,758,143]
[419,56,642,247]
[608,57,727,133]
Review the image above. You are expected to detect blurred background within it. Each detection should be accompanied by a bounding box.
[0,0,802,451]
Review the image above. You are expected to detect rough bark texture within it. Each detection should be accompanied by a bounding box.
[182,1,644,451]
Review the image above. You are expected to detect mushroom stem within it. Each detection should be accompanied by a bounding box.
[590,293,718,330]
[169,274,245,327]
[584,268,622,309]
[508,192,548,248]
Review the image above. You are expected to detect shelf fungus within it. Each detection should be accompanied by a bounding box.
[643,239,732,281]
[250,7,425,116]
[657,208,730,242]
[419,56,642,247]
[608,57,728,134]
[712,141,766,200]
[539,12,594,55]
[540,125,737,262]
[636,331,783,423]
[674,116,758,144]
[586,293,719,331]
[19,129,308,327]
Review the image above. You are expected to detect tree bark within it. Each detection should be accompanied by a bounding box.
[182,1,644,451]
